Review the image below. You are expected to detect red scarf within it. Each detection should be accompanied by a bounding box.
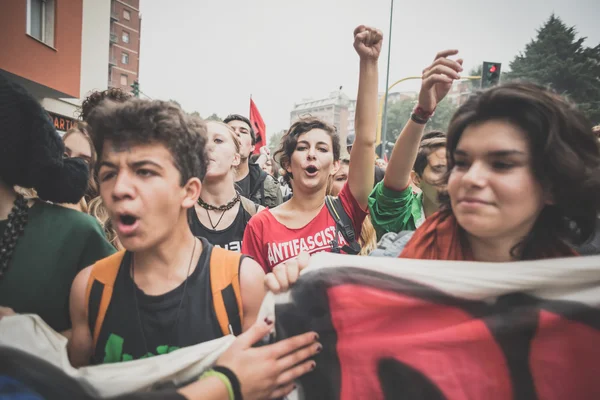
[400,211,577,260]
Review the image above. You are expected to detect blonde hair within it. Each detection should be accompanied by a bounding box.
[206,120,241,154]
[62,121,98,199]
[358,216,378,256]
[88,196,122,250]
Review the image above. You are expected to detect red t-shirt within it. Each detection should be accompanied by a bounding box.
[242,183,368,273]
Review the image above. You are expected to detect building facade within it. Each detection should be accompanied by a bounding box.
[447,80,473,106]
[0,0,112,133]
[108,0,141,93]
[290,89,351,147]
[347,91,417,138]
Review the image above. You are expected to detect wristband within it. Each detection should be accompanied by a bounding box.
[213,366,243,400]
[410,113,429,125]
[413,105,436,119]
[200,369,234,400]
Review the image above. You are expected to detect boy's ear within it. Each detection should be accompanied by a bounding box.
[411,171,421,188]
[182,177,202,209]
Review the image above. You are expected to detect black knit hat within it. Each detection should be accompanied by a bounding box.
[0,74,89,203]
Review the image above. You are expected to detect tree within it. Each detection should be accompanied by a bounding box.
[383,97,457,143]
[507,14,600,123]
[189,111,201,118]
[384,98,416,142]
[427,99,457,132]
[268,130,286,153]
[206,113,222,122]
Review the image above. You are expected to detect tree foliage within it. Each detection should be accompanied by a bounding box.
[383,98,457,143]
[206,113,223,122]
[508,14,600,123]
[268,129,286,153]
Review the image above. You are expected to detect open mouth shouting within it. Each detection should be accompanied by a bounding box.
[115,212,140,236]
[304,165,319,177]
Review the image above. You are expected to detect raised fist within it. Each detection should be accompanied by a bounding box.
[353,25,383,61]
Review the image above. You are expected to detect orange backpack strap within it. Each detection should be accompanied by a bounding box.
[84,251,126,349]
[210,246,244,336]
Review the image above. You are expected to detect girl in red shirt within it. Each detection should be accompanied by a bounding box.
[242,25,382,272]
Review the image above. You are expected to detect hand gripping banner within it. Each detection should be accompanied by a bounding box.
[266,252,600,400]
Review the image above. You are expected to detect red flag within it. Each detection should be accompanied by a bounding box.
[249,98,266,154]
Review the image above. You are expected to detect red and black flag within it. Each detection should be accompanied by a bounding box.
[271,253,600,400]
[249,98,265,154]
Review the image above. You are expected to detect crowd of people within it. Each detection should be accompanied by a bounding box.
[1,23,600,400]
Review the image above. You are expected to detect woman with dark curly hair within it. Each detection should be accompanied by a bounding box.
[242,25,383,272]
[399,81,600,261]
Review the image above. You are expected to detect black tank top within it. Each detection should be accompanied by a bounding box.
[92,238,230,365]
[188,205,252,252]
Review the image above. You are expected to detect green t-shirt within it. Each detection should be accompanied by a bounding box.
[368,181,424,240]
[0,201,115,332]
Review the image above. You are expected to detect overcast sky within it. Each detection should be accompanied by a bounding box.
[138,0,599,139]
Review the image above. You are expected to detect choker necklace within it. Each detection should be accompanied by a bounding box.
[130,237,197,357]
[198,194,241,230]
[0,194,29,281]
[197,193,240,211]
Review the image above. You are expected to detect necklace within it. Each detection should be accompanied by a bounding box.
[206,209,227,230]
[131,237,198,357]
[198,194,240,230]
[0,194,29,281]
[197,193,240,211]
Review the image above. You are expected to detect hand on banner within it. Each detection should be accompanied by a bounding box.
[418,50,464,112]
[353,25,383,62]
[265,252,311,294]
[214,319,320,400]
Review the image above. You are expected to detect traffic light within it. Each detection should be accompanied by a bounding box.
[130,80,140,97]
[481,62,501,89]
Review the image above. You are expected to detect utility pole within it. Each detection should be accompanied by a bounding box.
[380,0,394,158]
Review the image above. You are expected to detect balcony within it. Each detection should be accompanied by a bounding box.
[110,33,118,44]
[110,10,119,21]
[109,56,117,66]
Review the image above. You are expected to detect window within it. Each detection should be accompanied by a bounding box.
[27,0,56,47]
[122,31,130,44]
[121,52,129,65]
[120,74,128,86]
[123,9,131,20]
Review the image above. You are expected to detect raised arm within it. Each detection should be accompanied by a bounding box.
[348,25,382,209]
[383,50,463,191]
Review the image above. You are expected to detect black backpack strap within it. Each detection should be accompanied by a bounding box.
[325,196,361,255]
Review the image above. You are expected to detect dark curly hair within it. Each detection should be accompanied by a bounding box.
[274,117,341,185]
[441,82,600,259]
[86,99,208,185]
[79,88,132,122]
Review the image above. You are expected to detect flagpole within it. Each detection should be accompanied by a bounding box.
[380,0,394,158]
